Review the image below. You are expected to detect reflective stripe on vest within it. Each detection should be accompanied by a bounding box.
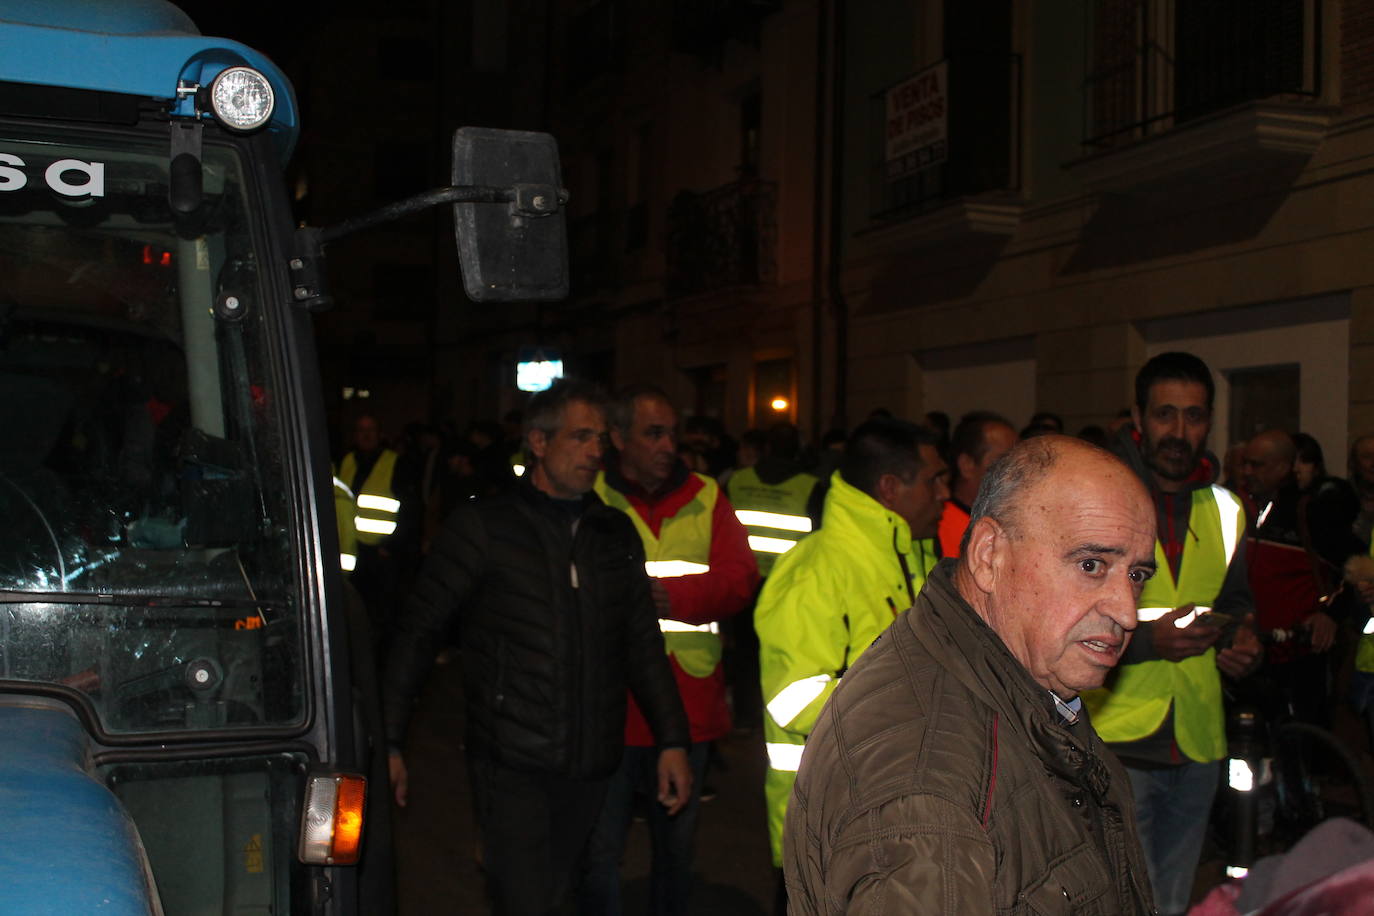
[660,619,720,635]
[355,492,400,535]
[341,450,400,546]
[736,509,813,533]
[596,472,722,678]
[332,472,358,576]
[766,674,832,729]
[748,535,799,555]
[645,561,710,578]
[1138,605,1211,626]
[765,742,805,772]
[1083,485,1243,763]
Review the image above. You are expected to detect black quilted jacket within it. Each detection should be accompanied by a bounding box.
[381,478,689,778]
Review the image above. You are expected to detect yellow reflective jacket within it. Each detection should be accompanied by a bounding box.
[754,470,934,865]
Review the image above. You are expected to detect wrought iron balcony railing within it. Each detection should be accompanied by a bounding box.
[1083,0,1320,151]
[665,178,777,300]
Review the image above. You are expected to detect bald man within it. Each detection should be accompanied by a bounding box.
[1242,429,1361,724]
[786,437,1157,914]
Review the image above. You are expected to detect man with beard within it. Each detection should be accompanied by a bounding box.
[1083,351,1262,916]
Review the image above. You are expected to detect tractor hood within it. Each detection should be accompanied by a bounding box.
[0,695,159,914]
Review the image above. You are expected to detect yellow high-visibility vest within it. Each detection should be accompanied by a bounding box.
[1083,485,1245,764]
[340,449,400,547]
[595,472,721,678]
[726,466,816,576]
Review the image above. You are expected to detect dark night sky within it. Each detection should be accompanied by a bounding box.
[171,1,328,70]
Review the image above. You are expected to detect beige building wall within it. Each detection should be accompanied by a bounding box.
[839,0,1374,455]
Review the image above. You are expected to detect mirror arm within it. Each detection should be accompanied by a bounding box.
[318,184,565,245]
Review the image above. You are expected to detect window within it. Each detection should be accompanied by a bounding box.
[1227,364,1299,446]
[0,129,304,734]
[1084,0,1319,150]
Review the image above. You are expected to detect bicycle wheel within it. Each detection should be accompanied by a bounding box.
[1271,721,1374,845]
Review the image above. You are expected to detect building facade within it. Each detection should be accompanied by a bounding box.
[532,0,1372,462]
[841,0,1372,460]
[279,0,1373,463]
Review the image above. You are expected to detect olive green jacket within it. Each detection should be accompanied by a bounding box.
[785,562,1156,915]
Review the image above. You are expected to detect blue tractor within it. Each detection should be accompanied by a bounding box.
[0,2,567,912]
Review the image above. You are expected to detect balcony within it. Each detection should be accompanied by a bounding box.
[1069,0,1328,193]
[868,54,1023,238]
[665,179,777,300]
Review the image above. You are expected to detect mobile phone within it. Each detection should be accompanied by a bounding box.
[1191,611,1232,629]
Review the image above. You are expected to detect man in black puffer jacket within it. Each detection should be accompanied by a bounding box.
[382,379,691,915]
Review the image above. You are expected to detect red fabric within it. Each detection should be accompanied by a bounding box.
[625,654,732,745]
[938,500,971,559]
[145,396,171,425]
[624,484,759,745]
[611,472,705,539]
[1188,860,1374,916]
[1247,540,1321,632]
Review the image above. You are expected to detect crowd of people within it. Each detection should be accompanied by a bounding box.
[329,352,1374,915]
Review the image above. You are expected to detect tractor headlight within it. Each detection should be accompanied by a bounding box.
[209,66,275,131]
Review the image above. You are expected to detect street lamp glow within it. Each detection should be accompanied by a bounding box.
[770,397,789,412]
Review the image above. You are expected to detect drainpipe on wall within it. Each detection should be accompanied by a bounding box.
[828,0,849,431]
[810,0,830,443]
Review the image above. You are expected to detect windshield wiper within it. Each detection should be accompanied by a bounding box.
[0,590,275,609]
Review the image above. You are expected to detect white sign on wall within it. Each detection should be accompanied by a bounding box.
[884,61,948,180]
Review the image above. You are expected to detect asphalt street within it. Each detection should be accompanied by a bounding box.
[392,656,776,915]
[390,650,1374,913]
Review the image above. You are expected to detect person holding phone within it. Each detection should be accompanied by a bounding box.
[1083,352,1263,916]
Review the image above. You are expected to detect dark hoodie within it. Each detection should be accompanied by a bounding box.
[1106,426,1255,768]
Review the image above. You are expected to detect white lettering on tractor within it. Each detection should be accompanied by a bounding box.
[0,153,106,197]
[0,153,26,191]
[45,158,104,197]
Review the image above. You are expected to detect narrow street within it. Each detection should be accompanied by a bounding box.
[393,657,776,914]
[390,648,1374,913]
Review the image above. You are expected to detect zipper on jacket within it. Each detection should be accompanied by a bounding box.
[893,527,916,602]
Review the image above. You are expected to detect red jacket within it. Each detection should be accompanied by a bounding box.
[603,461,759,745]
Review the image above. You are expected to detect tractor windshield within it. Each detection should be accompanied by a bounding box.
[0,127,304,735]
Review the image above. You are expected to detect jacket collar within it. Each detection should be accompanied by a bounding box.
[820,470,913,558]
[601,453,693,503]
[515,472,602,517]
[909,562,1114,803]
